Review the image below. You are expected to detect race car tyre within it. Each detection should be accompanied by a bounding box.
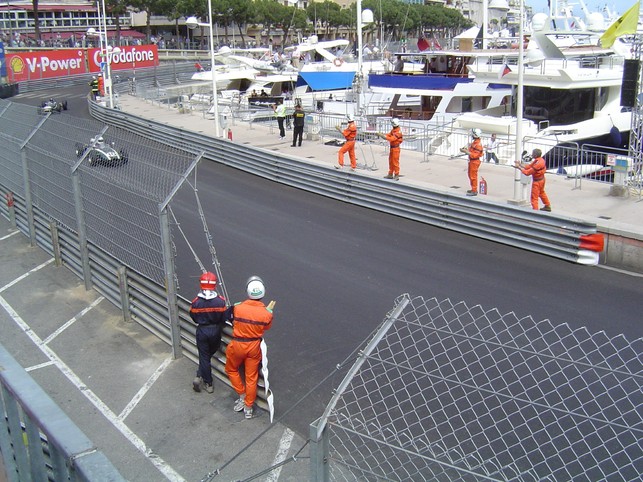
[119,149,129,164]
[62,101,68,111]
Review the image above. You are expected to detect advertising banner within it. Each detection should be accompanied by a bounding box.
[87,44,158,73]
[6,44,159,82]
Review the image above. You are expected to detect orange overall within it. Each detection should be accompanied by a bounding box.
[385,126,403,176]
[225,299,273,409]
[338,122,357,168]
[519,156,551,210]
[97,76,105,97]
[467,138,483,193]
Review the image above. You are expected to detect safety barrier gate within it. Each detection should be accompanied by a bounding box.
[90,101,604,266]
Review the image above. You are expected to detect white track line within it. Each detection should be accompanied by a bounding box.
[41,296,105,345]
[0,294,185,482]
[0,258,54,293]
[25,360,55,371]
[0,230,20,241]
[266,428,295,482]
[118,355,173,421]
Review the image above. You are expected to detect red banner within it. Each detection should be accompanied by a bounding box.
[6,45,159,82]
[87,44,158,73]
[7,49,87,82]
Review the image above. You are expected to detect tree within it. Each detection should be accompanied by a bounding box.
[105,0,130,46]
[32,0,41,43]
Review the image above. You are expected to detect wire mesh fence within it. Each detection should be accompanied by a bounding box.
[315,294,642,482]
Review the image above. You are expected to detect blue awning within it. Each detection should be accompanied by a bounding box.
[369,73,473,90]
[297,71,356,91]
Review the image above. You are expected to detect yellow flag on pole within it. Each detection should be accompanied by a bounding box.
[600,1,640,48]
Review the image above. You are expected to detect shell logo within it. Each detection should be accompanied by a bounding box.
[10,56,24,74]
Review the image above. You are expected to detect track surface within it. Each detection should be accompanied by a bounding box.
[12,86,643,436]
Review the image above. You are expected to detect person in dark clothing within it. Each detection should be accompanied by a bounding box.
[89,76,99,99]
[189,272,227,393]
[291,104,305,147]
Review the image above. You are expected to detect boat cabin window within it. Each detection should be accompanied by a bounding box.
[523,86,595,125]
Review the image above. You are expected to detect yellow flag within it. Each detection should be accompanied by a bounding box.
[600,1,640,48]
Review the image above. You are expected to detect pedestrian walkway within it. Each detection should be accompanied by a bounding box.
[119,95,643,238]
[0,215,308,481]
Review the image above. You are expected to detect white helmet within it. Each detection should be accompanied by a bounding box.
[96,136,104,143]
[471,128,481,138]
[346,114,354,122]
[391,118,400,127]
[246,275,265,300]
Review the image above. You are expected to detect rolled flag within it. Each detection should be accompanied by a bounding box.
[499,64,512,79]
[260,339,274,423]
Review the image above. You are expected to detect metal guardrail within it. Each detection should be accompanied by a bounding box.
[0,343,126,481]
[90,100,602,265]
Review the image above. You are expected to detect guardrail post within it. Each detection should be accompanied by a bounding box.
[309,417,329,482]
[6,192,16,228]
[49,221,62,267]
[159,207,182,358]
[117,266,132,323]
[71,170,93,290]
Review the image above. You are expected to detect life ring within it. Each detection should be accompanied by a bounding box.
[333,58,344,67]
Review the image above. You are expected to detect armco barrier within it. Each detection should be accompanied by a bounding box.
[89,100,604,266]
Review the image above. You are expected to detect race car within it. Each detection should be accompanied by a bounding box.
[75,136,129,167]
[38,98,68,114]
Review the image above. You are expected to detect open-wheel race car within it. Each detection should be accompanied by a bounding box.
[38,98,68,114]
[75,136,129,167]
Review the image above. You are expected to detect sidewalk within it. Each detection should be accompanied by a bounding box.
[120,95,643,240]
[0,215,308,481]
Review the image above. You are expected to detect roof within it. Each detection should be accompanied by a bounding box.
[23,29,146,39]
[455,26,481,39]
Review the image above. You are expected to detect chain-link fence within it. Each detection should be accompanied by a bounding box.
[311,294,642,481]
[0,97,213,358]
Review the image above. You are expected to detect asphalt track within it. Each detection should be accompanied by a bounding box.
[10,86,643,440]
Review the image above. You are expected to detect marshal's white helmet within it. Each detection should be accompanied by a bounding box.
[471,128,482,138]
[346,114,355,122]
[246,275,265,300]
[391,118,400,127]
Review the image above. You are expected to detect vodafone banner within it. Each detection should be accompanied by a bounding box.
[87,44,158,73]
[7,45,158,82]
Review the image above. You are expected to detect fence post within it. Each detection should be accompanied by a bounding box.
[309,417,330,482]
[159,207,182,359]
[20,150,37,246]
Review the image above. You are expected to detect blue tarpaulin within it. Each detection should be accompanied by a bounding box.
[297,71,356,91]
